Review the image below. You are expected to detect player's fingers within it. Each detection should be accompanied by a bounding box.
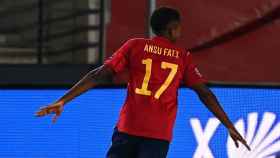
[35,109,49,117]
[230,134,239,148]
[244,142,251,151]
[35,111,45,117]
[233,133,251,151]
[234,139,239,148]
[52,114,59,123]
[39,106,52,111]
[36,106,56,117]
[239,139,251,151]
[51,108,62,123]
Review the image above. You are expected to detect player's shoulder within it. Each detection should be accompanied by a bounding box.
[178,48,192,61]
[175,46,190,57]
[122,38,151,49]
[127,38,150,43]
[184,50,191,56]
[178,47,189,53]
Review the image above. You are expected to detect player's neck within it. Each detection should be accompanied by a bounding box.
[158,34,177,43]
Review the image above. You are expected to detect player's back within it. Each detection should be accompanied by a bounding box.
[127,37,185,108]
[105,36,205,141]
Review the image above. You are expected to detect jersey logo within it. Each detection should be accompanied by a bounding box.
[194,68,203,77]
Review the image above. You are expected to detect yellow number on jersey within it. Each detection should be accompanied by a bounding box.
[135,58,178,99]
[154,62,178,99]
[135,58,152,96]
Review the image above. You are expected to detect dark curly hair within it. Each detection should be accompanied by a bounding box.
[150,7,181,36]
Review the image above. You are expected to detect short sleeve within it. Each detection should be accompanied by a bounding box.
[104,39,135,73]
[183,52,207,86]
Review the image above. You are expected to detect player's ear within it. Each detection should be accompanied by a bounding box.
[169,29,178,42]
[164,26,173,39]
[167,29,173,38]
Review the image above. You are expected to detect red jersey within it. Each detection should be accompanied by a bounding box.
[105,36,206,141]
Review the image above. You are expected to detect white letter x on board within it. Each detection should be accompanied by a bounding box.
[190,118,220,158]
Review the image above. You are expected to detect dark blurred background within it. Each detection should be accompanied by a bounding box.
[0,0,106,86]
[0,0,279,86]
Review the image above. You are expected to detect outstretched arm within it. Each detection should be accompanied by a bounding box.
[35,65,114,122]
[36,39,134,122]
[55,65,113,105]
[191,83,251,151]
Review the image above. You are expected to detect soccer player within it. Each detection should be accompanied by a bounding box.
[36,7,250,158]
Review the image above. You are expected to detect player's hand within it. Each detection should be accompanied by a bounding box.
[35,101,64,123]
[228,127,251,151]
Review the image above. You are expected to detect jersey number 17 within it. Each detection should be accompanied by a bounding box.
[135,58,178,99]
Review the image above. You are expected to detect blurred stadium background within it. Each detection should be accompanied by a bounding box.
[0,0,279,157]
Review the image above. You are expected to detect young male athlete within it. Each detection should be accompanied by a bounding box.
[36,7,250,158]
